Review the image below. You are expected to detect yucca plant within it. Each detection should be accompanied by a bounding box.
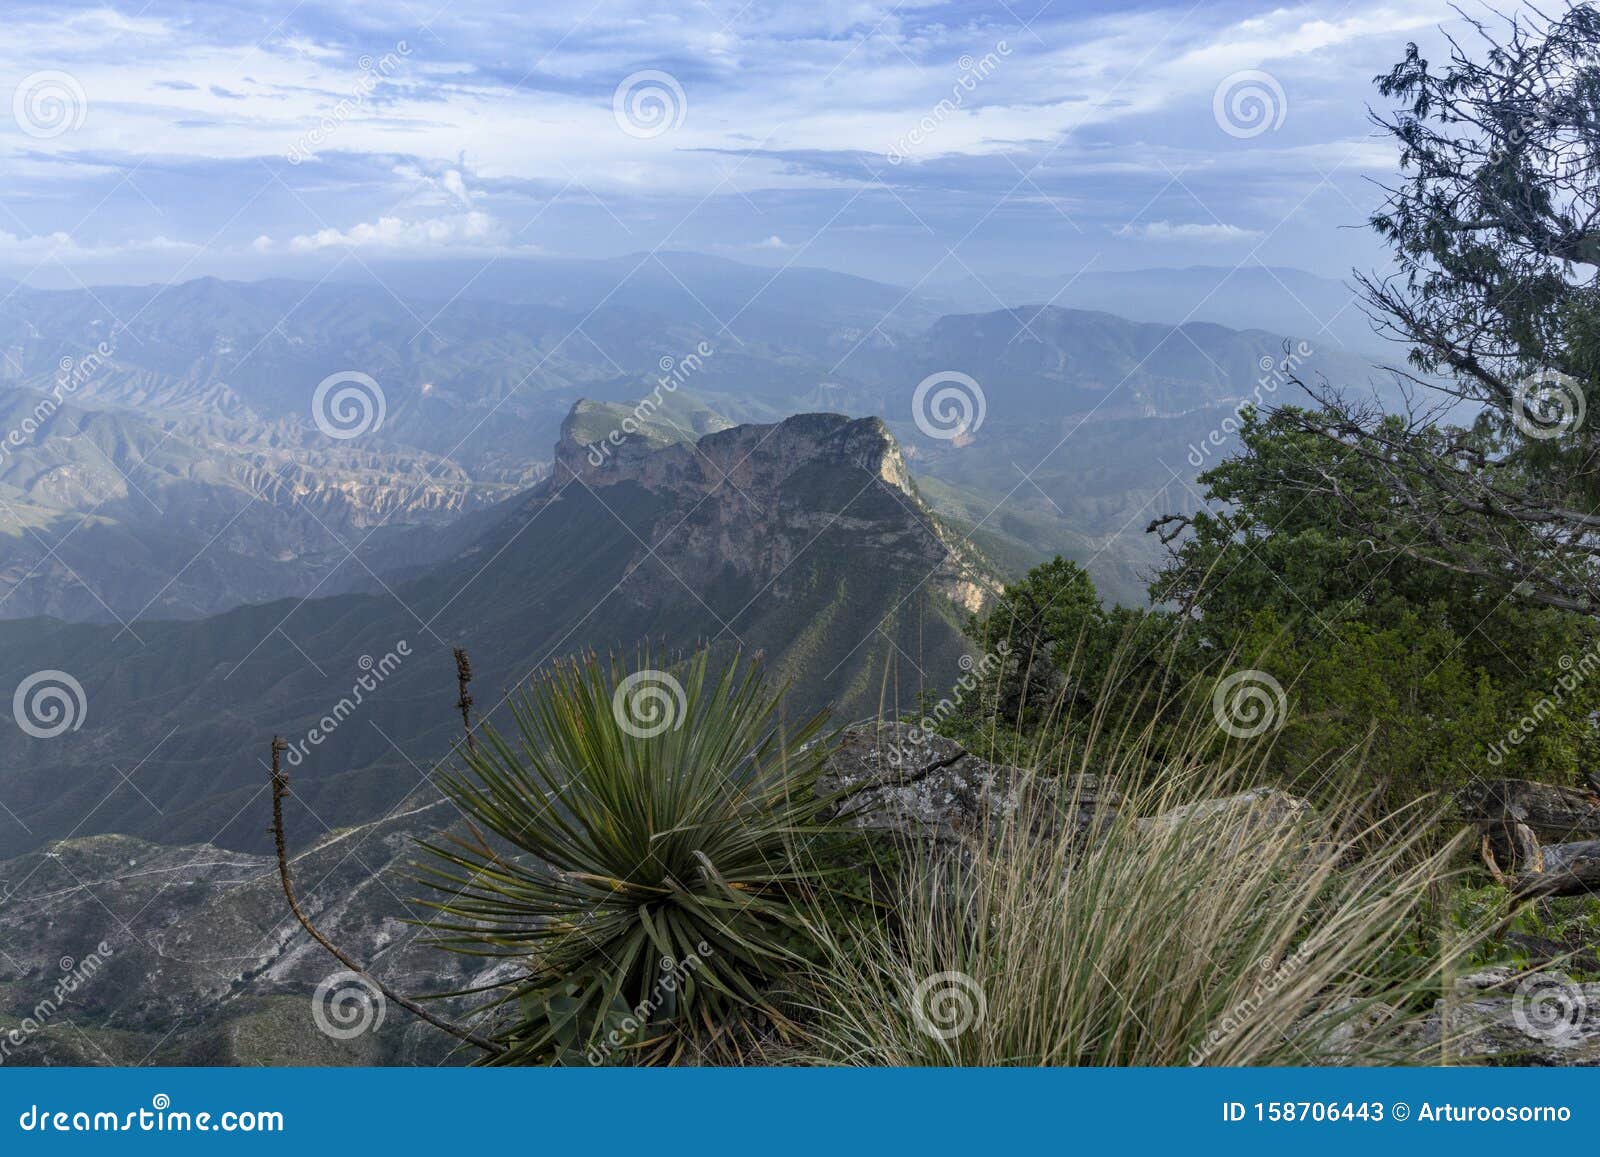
[415,650,847,1064]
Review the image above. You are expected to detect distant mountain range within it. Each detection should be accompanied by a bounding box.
[325,256,1381,356]
[0,260,1392,620]
[928,265,1386,358]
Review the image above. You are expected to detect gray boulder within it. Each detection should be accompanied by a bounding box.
[1419,967,1600,1065]
[814,721,1114,845]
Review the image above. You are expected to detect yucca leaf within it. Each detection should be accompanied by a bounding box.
[413,648,853,1064]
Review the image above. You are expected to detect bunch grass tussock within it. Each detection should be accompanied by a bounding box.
[792,649,1488,1067]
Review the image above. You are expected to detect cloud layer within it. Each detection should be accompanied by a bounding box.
[0,0,1472,288]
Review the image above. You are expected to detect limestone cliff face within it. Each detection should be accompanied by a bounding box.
[548,405,997,616]
[554,406,912,493]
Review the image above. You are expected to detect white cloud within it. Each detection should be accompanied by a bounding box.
[281,210,510,253]
[1116,220,1262,243]
[393,164,479,209]
[0,229,199,262]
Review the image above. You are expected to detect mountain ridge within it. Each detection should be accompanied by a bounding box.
[0,406,996,860]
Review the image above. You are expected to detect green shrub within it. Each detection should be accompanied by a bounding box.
[415,651,848,1064]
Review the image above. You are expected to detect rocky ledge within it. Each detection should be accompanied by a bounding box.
[9,723,1600,1067]
[815,721,1117,844]
[814,721,1309,852]
[1418,968,1600,1065]
[543,406,999,616]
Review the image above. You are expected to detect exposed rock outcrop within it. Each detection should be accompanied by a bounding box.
[545,407,1000,616]
[814,721,1119,845]
[1418,968,1600,1066]
[1135,787,1317,858]
[18,719,1597,1069]
[1457,778,1600,845]
[812,724,1326,855]
[0,407,1004,862]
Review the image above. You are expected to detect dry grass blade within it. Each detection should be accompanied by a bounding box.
[793,647,1487,1067]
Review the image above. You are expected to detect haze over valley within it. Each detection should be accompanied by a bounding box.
[8,0,1583,1075]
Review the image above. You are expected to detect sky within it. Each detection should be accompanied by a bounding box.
[0,0,1490,291]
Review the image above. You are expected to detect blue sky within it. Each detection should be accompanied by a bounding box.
[0,0,1483,290]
